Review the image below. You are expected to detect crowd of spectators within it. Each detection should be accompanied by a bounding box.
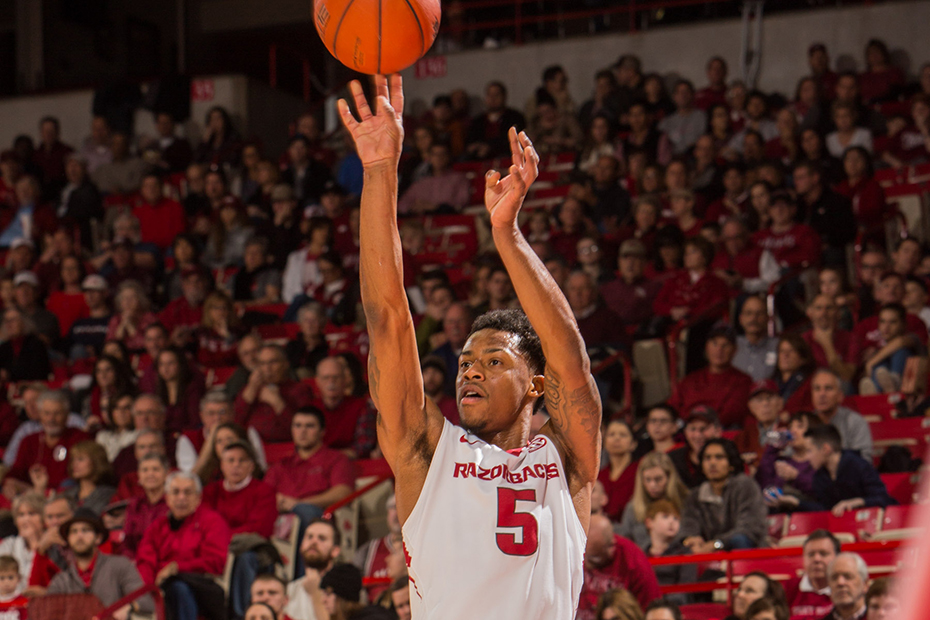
[0,28,926,620]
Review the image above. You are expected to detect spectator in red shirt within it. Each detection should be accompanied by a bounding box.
[694,56,728,110]
[106,280,159,353]
[160,267,209,349]
[579,513,662,619]
[669,324,753,429]
[753,191,821,270]
[121,453,169,560]
[835,147,885,234]
[263,408,354,569]
[33,116,73,199]
[808,44,838,101]
[353,493,402,603]
[774,334,816,414]
[203,440,277,618]
[598,420,639,523]
[136,471,231,620]
[45,255,89,338]
[851,272,929,366]
[859,39,905,104]
[653,236,729,324]
[134,172,187,250]
[312,357,376,458]
[600,239,662,334]
[155,347,206,434]
[4,390,90,495]
[566,270,625,349]
[235,344,315,443]
[784,530,839,620]
[804,294,856,385]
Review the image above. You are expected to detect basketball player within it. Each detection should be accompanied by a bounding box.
[338,75,601,619]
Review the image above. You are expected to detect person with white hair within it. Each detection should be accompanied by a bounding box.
[135,471,231,620]
[825,552,869,620]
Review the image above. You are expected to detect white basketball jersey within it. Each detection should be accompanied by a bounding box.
[402,419,586,619]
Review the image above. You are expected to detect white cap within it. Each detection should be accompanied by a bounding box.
[81,274,108,292]
[10,237,34,250]
[13,271,39,287]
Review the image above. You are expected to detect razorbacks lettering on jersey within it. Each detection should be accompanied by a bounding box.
[402,418,585,619]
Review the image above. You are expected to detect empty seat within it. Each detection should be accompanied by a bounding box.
[880,473,919,506]
[829,507,884,541]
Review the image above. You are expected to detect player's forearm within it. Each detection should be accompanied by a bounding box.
[492,223,590,375]
[359,163,408,319]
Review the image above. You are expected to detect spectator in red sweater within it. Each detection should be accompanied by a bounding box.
[600,239,662,334]
[155,347,206,435]
[579,514,662,619]
[234,345,315,443]
[264,408,354,552]
[3,390,90,496]
[135,471,231,620]
[653,236,729,324]
[859,38,905,104]
[204,441,276,618]
[134,172,187,251]
[598,420,639,523]
[752,192,821,271]
[160,268,209,349]
[850,272,929,366]
[835,147,885,235]
[312,357,376,458]
[121,453,169,560]
[668,324,753,429]
[784,530,839,620]
[694,56,728,110]
[194,290,244,369]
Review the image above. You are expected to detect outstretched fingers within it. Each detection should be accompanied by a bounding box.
[337,99,359,132]
[348,80,373,120]
[518,132,539,181]
[389,74,405,117]
[509,127,524,169]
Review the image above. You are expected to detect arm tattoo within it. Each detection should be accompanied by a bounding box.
[544,367,601,438]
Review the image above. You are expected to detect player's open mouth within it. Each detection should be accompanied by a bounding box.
[459,387,486,404]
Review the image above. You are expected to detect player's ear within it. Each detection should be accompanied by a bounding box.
[528,375,545,399]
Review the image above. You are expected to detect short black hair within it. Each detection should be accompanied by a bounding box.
[879,301,907,323]
[307,517,341,547]
[469,309,545,377]
[699,438,743,476]
[805,529,841,554]
[645,598,682,620]
[805,424,842,452]
[542,65,565,82]
[486,81,508,98]
[648,404,679,421]
[294,406,326,430]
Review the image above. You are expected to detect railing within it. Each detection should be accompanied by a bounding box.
[93,583,165,620]
[590,347,635,420]
[665,300,729,401]
[648,539,907,606]
[268,43,312,102]
[323,473,394,520]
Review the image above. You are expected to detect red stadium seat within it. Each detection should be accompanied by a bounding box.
[828,507,883,540]
[766,513,788,542]
[869,417,930,444]
[413,214,479,267]
[785,511,830,539]
[881,473,919,506]
[882,504,915,530]
[844,393,901,422]
[255,323,300,342]
[678,603,730,620]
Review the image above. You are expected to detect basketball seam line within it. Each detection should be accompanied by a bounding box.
[377,0,382,74]
[332,0,358,67]
[400,0,426,57]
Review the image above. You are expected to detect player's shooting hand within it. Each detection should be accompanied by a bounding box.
[485,128,539,230]
[338,75,405,169]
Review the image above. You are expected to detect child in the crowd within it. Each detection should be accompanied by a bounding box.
[643,500,696,606]
[0,556,28,620]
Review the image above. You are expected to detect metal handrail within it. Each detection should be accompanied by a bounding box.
[93,583,165,620]
[322,473,394,520]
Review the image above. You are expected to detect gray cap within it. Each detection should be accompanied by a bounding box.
[81,274,108,292]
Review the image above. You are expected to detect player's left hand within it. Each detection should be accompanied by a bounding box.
[485,128,539,230]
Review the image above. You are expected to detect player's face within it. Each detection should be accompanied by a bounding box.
[457,329,540,436]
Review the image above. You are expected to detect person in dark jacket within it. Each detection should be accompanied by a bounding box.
[804,425,895,515]
[0,306,51,382]
[680,438,767,551]
[47,509,154,618]
[59,155,103,251]
[793,160,856,269]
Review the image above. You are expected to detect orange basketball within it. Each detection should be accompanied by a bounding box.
[314,0,441,75]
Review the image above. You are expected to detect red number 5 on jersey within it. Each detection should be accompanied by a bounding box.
[496,488,539,556]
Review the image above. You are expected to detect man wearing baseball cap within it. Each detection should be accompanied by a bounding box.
[65,275,112,359]
[12,270,60,345]
[736,380,787,463]
[599,238,661,333]
[47,509,153,619]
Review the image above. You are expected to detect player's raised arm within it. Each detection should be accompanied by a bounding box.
[485,128,601,495]
[338,76,443,476]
